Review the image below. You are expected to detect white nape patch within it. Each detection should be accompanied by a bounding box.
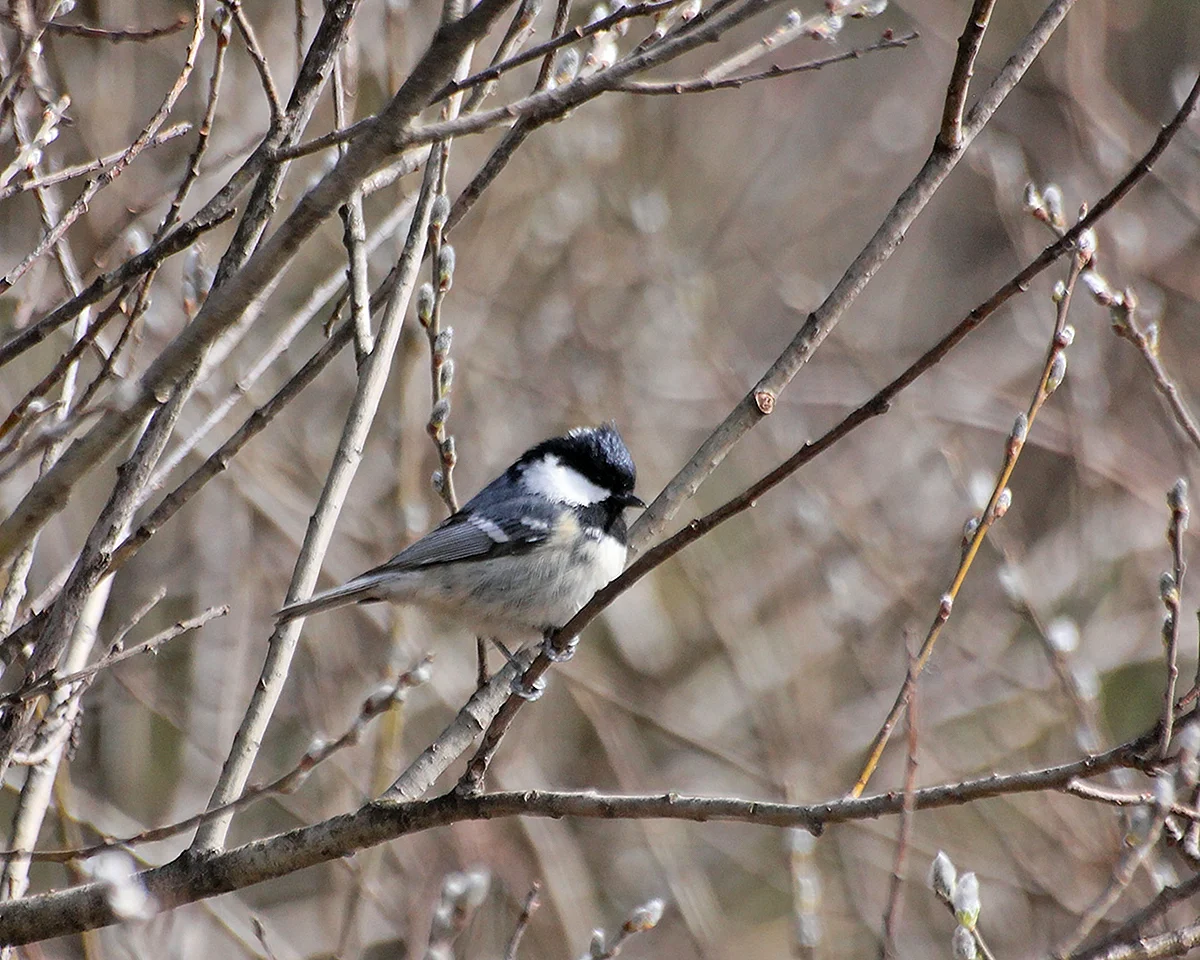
[521,454,611,506]
[470,514,510,543]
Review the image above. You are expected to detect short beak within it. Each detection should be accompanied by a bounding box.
[618,492,647,509]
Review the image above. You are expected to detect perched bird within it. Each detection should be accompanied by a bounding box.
[276,424,645,641]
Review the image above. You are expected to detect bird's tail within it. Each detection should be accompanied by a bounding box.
[274,576,388,624]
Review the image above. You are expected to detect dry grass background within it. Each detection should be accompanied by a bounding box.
[1,0,1199,957]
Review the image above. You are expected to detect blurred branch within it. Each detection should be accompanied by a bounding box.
[0,735,1151,943]
[1071,872,1200,960]
[0,606,227,707]
[880,655,919,960]
[0,658,431,865]
[1111,294,1200,456]
[1081,923,1200,960]
[1160,482,1188,758]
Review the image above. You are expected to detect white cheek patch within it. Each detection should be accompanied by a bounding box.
[522,454,611,506]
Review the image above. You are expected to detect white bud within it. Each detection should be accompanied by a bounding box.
[624,897,665,931]
[430,194,451,229]
[1155,769,1176,810]
[952,925,977,960]
[1042,184,1064,227]
[953,871,980,929]
[437,244,456,291]
[1045,616,1079,653]
[929,851,957,901]
[1045,351,1067,394]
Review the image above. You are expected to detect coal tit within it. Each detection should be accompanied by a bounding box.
[276,424,645,639]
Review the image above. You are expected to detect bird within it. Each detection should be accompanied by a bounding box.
[275,424,645,642]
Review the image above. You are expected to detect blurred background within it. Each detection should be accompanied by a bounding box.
[2,0,1200,956]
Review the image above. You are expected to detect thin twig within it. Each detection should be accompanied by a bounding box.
[0,123,191,203]
[503,882,542,960]
[880,654,919,959]
[223,0,284,122]
[849,250,1085,799]
[2,607,227,707]
[0,11,192,43]
[1159,482,1188,757]
[1052,782,1173,958]
[615,31,916,93]
[939,0,997,148]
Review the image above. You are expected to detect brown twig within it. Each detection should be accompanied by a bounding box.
[0,123,191,202]
[503,882,542,960]
[880,654,919,959]
[849,249,1084,799]
[1052,775,1174,958]
[0,12,192,43]
[939,0,997,148]
[615,30,916,93]
[1159,481,1188,757]
[222,0,284,122]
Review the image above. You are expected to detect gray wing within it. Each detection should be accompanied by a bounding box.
[362,497,555,575]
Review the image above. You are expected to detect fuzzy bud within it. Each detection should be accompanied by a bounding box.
[953,872,980,929]
[1154,769,1176,811]
[431,470,445,494]
[430,194,451,230]
[437,244,456,291]
[1056,324,1076,348]
[1023,183,1043,214]
[441,435,457,467]
[438,358,455,394]
[553,48,580,87]
[929,851,957,902]
[429,397,451,430]
[433,327,453,362]
[417,282,435,326]
[991,487,1012,520]
[1169,479,1189,518]
[1042,184,1064,228]
[962,515,980,546]
[1045,616,1079,653]
[1077,227,1097,259]
[1045,352,1067,395]
[588,929,606,957]
[1160,571,1179,606]
[624,898,665,932]
[1009,412,1028,449]
[952,925,977,960]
